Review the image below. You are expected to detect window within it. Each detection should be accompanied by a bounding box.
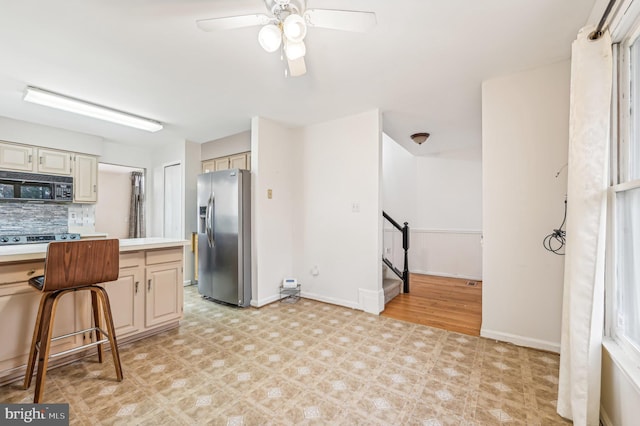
[610,24,640,358]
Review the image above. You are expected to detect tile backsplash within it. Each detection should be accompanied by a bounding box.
[0,202,69,235]
[68,204,96,234]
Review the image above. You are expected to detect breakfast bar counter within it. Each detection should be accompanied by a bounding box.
[0,237,189,263]
[0,238,189,384]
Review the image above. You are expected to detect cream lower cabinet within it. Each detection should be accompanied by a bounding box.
[104,248,183,339]
[103,252,145,339]
[0,261,87,377]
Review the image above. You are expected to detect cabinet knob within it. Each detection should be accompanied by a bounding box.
[148,279,152,291]
[135,281,139,294]
[27,269,36,276]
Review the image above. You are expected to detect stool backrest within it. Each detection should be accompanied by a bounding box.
[41,239,120,292]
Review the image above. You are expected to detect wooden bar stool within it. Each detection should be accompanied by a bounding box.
[23,239,123,403]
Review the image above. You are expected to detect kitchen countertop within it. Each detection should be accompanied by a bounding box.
[0,238,189,263]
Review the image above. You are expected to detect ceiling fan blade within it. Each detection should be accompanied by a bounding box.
[304,9,376,32]
[288,57,307,77]
[196,14,271,32]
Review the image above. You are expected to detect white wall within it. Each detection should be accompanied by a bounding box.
[183,141,200,284]
[296,110,383,313]
[382,134,482,279]
[600,343,640,426]
[250,111,383,314]
[201,130,251,161]
[0,116,103,156]
[250,117,300,306]
[382,133,416,225]
[482,60,570,352]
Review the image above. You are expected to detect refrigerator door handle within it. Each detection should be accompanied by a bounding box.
[210,193,216,247]
[206,195,213,248]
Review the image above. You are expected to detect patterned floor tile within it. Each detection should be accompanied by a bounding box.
[0,285,568,425]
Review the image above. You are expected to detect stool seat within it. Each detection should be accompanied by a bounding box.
[23,239,123,403]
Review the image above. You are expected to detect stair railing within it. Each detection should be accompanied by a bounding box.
[382,211,410,293]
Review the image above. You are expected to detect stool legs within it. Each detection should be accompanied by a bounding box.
[24,292,55,390]
[33,292,61,403]
[91,290,104,363]
[24,286,123,403]
[93,286,123,381]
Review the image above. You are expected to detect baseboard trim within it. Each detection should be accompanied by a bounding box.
[300,291,360,311]
[250,293,281,308]
[358,287,384,315]
[411,269,482,281]
[480,328,560,353]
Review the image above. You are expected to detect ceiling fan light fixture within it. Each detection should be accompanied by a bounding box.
[283,14,307,42]
[411,132,430,145]
[258,24,282,52]
[285,40,306,60]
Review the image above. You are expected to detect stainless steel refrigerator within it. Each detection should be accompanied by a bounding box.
[197,169,251,307]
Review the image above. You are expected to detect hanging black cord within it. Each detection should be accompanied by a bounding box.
[590,0,617,40]
[543,197,567,255]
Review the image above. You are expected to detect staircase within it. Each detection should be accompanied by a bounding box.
[382,211,410,306]
[383,274,402,304]
[382,210,410,305]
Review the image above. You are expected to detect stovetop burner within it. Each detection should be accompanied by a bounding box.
[0,233,81,246]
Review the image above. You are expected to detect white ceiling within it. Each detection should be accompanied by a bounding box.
[0,0,596,156]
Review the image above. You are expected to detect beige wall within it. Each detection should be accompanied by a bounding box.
[95,167,135,238]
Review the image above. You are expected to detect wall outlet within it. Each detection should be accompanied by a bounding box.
[351,202,360,213]
[310,265,319,276]
[267,189,273,199]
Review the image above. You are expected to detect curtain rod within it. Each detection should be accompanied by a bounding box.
[590,0,617,40]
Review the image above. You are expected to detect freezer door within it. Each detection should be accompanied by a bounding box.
[197,173,213,298]
[208,170,240,305]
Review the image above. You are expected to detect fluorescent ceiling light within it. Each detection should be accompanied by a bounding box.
[23,86,163,132]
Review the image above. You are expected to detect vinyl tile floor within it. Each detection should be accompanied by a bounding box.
[0,285,571,425]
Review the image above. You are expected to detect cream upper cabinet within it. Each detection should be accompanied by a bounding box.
[201,151,251,173]
[214,157,230,171]
[73,154,98,203]
[202,159,216,173]
[0,141,34,171]
[229,153,247,170]
[36,148,73,175]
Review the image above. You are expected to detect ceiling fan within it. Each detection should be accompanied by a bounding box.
[196,0,376,77]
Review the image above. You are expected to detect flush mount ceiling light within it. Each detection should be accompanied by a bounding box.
[23,87,163,132]
[196,0,377,77]
[411,133,430,145]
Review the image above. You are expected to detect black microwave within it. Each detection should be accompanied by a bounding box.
[0,170,73,202]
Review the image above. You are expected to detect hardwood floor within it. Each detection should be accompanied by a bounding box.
[381,274,482,336]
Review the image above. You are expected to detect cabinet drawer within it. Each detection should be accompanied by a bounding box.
[0,261,44,285]
[120,251,144,268]
[145,248,183,265]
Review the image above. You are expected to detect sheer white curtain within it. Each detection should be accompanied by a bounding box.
[557,26,612,425]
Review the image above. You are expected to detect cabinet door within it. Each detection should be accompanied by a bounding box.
[0,282,85,374]
[145,262,183,328]
[202,160,216,173]
[73,154,98,203]
[37,148,72,175]
[0,142,34,171]
[214,157,230,171]
[229,153,247,170]
[103,267,144,338]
